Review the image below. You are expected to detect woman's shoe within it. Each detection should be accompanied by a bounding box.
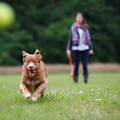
[83,74,88,83]
[73,75,78,83]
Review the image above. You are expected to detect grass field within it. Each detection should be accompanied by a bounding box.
[0,72,120,120]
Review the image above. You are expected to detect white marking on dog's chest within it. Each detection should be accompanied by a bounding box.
[26,80,41,93]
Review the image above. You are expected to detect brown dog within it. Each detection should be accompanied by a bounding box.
[20,49,48,101]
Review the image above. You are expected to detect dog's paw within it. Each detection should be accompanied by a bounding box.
[32,97,37,102]
[25,93,31,99]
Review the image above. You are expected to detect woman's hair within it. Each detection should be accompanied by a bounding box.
[76,12,89,29]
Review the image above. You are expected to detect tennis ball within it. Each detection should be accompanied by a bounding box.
[0,2,16,31]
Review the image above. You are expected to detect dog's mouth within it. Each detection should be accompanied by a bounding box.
[29,68,37,76]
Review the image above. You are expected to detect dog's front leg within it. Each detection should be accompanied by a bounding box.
[20,82,31,99]
[32,82,47,101]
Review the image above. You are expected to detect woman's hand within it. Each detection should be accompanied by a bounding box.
[89,49,94,55]
[66,49,71,57]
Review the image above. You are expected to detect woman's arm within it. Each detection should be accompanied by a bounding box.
[66,29,72,50]
[66,29,72,57]
[86,29,94,55]
[86,29,93,50]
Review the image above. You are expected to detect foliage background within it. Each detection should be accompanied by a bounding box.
[0,0,120,66]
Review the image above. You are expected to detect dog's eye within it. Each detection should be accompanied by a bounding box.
[27,61,29,63]
[34,61,36,63]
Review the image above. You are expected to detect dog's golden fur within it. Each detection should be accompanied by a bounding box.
[20,49,48,101]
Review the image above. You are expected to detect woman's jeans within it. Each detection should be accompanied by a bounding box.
[72,50,89,76]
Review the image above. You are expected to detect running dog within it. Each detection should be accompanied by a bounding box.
[20,49,48,101]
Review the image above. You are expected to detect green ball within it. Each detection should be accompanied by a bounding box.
[0,2,16,31]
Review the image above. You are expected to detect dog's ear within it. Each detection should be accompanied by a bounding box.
[22,51,28,62]
[34,49,42,61]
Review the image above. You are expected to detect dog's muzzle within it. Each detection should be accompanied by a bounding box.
[29,68,37,76]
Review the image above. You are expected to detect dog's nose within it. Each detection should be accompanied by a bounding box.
[29,66,33,69]
[29,62,34,69]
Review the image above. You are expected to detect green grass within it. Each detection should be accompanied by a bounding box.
[0,72,120,120]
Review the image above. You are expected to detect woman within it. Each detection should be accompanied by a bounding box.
[66,12,93,83]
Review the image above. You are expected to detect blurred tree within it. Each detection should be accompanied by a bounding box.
[50,0,55,6]
[0,0,120,65]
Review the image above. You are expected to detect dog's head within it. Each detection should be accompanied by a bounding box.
[22,49,42,77]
